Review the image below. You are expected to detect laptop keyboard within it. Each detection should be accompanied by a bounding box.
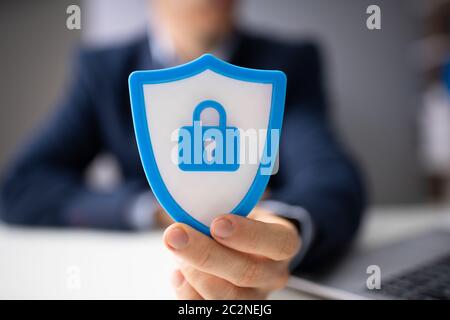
[379,254,450,300]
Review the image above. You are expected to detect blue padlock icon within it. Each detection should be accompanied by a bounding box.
[178,100,240,171]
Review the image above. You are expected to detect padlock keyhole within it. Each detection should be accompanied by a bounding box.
[204,138,216,162]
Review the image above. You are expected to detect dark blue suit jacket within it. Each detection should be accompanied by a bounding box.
[0,32,365,271]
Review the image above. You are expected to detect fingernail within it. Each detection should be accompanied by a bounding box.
[166,227,189,250]
[172,270,185,288]
[212,217,234,238]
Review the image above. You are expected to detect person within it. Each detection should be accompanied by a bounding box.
[0,0,365,299]
[419,1,450,202]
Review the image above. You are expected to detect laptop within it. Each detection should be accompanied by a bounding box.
[288,228,450,300]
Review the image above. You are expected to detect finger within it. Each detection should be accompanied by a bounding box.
[210,214,301,261]
[172,269,203,300]
[180,264,266,300]
[163,223,285,289]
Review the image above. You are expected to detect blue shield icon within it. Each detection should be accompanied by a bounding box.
[129,54,286,235]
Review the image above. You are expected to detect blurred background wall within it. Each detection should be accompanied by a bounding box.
[0,0,430,205]
[0,0,81,170]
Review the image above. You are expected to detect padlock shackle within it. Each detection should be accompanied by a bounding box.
[193,100,227,128]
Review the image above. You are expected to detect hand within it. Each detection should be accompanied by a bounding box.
[163,207,301,299]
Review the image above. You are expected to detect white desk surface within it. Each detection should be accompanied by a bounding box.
[0,204,449,299]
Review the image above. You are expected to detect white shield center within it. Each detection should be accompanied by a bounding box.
[143,69,272,226]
